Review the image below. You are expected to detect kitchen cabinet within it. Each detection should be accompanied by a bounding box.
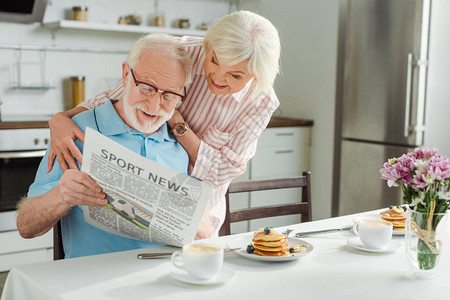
[228,118,313,234]
[0,230,53,272]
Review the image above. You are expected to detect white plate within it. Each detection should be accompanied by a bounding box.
[171,267,235,285]
[353,212,405,236]
[227,236,313,262]
[347,237,401,253]
[392,229,405,236]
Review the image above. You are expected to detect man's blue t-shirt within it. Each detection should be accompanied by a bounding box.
[28,100,189,258]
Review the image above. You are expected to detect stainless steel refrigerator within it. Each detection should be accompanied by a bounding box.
[333,0,431,215]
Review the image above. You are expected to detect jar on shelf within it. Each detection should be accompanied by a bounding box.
[154,14,165,27]
[174,19,190,29]
[199,22,209,31]
[70,76,85,108]
[72,6,88,22]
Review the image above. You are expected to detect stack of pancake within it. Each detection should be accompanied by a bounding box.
[252,228,290,256]
[380,206,407,231]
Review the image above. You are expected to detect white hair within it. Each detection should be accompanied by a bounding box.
[204,11,281,97]
[126,33,193,87]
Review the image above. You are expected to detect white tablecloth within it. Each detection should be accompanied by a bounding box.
[2,210,450,300]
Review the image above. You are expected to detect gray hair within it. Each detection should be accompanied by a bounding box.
[204,11,281,96]
[126,33,193,86]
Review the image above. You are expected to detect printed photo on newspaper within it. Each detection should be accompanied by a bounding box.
[81,127,212,247]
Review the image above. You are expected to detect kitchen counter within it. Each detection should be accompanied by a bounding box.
[267,117,313,127]
[0,121,49,129]
[0,117,313,130]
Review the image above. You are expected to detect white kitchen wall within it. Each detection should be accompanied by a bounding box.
[424,0,450,158]
[242,0,340,221]
[0,0,230,118]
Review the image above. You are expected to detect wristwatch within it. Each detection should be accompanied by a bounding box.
[172,122,189,137]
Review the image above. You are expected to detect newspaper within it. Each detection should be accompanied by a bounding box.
[80,127,212,247]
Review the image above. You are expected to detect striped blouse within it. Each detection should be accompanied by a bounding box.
[79,36,280,235]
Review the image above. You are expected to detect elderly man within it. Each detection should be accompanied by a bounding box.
[16,33,212,258]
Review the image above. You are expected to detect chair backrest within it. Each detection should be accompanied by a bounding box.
[219,171,312,236]
[53,220,64,260]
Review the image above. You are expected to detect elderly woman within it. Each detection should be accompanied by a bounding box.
[47,10,281,237]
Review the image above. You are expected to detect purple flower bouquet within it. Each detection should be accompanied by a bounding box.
[380,147,450,271]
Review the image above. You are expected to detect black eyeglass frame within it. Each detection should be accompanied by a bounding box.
[130,68,186,106]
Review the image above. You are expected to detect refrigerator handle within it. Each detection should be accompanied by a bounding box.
[404,53,414,137]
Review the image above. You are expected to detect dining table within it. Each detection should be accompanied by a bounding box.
[1,209,449,300]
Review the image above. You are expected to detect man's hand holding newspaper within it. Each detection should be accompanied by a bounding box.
[81,127,212,247]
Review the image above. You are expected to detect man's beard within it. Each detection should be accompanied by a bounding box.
[122,80,174,134]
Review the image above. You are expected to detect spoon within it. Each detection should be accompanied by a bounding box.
[137,247,241,259]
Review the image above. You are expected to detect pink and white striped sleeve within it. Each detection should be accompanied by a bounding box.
[191,91,279,187]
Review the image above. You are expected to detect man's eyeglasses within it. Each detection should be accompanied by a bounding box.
[130,68,186,107]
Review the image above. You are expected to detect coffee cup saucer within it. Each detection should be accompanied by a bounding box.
[171,267,235,285]
[347,237,401,253]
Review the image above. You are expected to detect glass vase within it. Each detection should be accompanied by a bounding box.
[405,209,448,278]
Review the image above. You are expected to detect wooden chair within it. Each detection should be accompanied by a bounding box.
[53,220,64,260]
[219,171,312,236]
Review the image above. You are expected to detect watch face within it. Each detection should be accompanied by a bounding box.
[173,123,188,136]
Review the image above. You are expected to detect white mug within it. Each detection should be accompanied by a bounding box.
[353,218,393,249]
[171,243,224,280]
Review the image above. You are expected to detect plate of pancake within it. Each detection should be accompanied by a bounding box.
[227,228,313,261]
[380,205,407,235]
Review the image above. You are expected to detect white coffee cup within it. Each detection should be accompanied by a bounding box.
[171,243,224,280]
[353,218,393,249]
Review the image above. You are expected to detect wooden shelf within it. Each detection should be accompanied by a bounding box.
[43,20,207,37]
[10,85,56,90]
